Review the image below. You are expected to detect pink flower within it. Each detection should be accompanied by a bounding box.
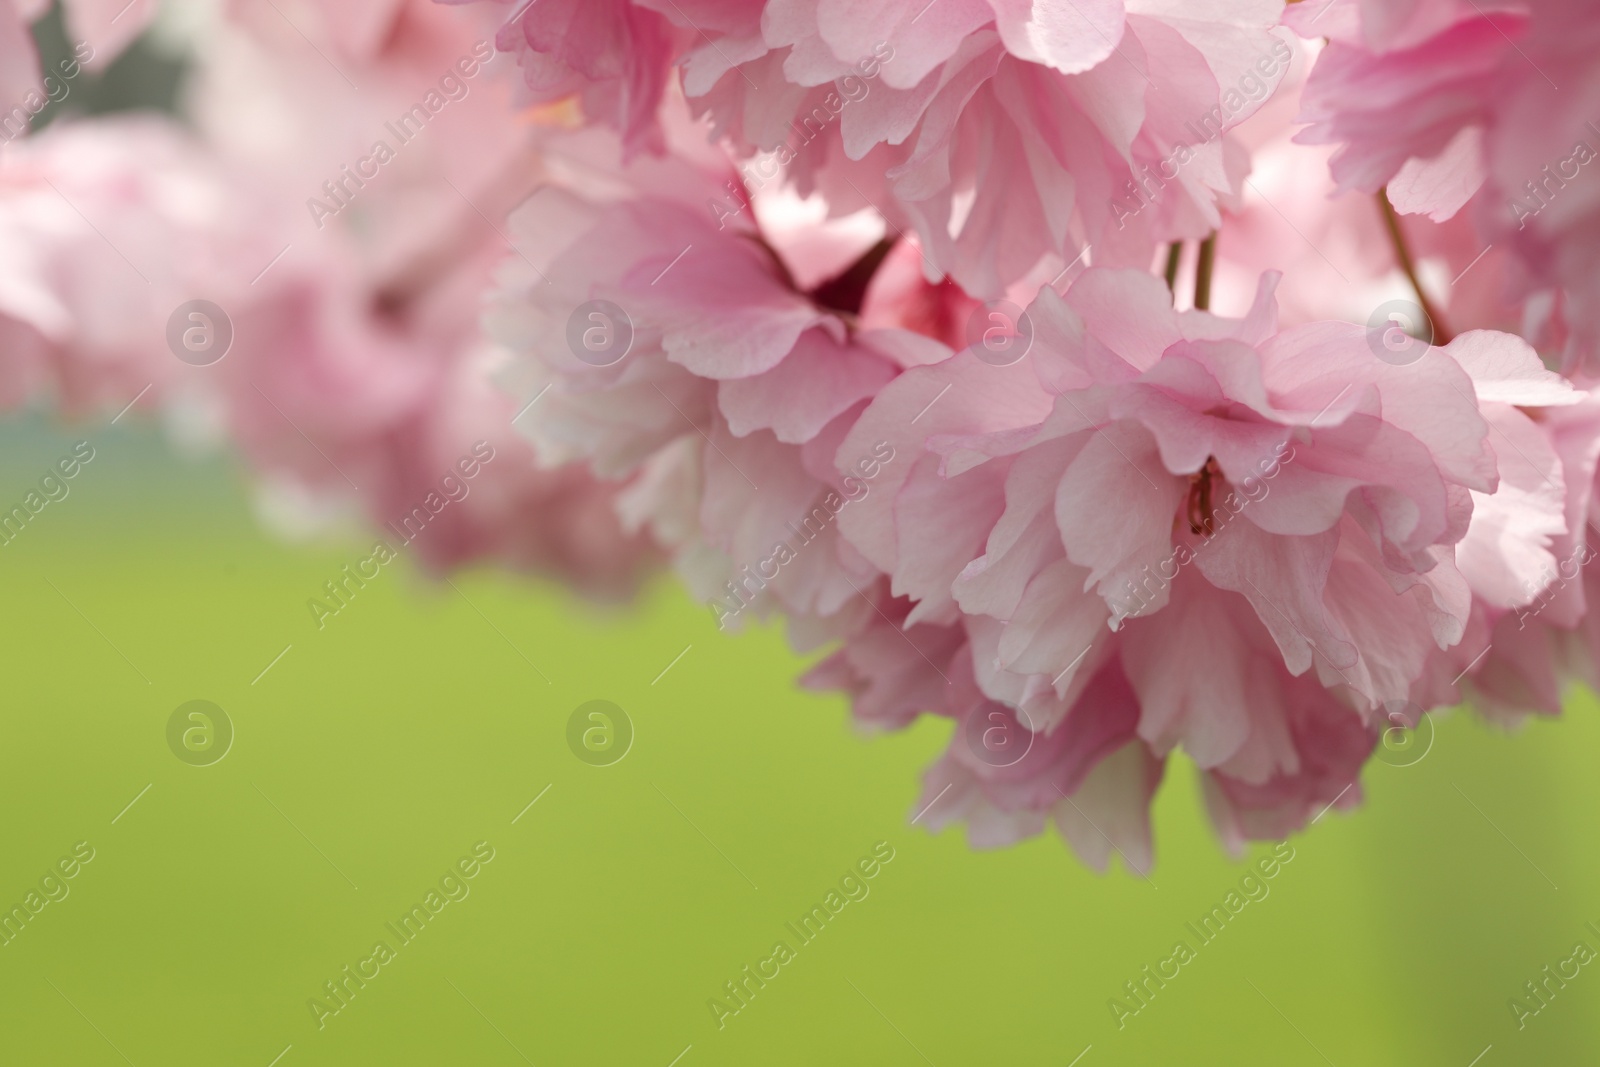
[1,3,44,120]
[1440,388,1600,723]
[1198,661,1374,850]
[1209,36,1528,341]
[437,0,683,156]
[829,264,1576,844]
[1289,0,1600,373]
[0,0,657,593]
[800,582,972,733]
[16,0,1600,871]
[0,116,268,414]
[912,655,1165,869]
[461,0,1295,296]
[1289,0,1519,215]
[485,119,967,627]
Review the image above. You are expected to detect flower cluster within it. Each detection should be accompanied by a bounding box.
[11,0,1600,868]
[0,0,654,593]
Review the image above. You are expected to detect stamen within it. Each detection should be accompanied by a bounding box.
[1186,457,1222,535]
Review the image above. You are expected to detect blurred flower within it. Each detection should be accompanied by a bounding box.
[0,0,656,594]
[1289,0,1600,375]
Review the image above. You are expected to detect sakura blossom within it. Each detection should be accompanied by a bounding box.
[8,0,1600,869]
[0,0,654,593]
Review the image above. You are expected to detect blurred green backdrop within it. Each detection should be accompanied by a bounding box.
[1,410,1597,1067]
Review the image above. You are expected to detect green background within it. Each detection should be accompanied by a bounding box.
[0,409,1597,1067]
